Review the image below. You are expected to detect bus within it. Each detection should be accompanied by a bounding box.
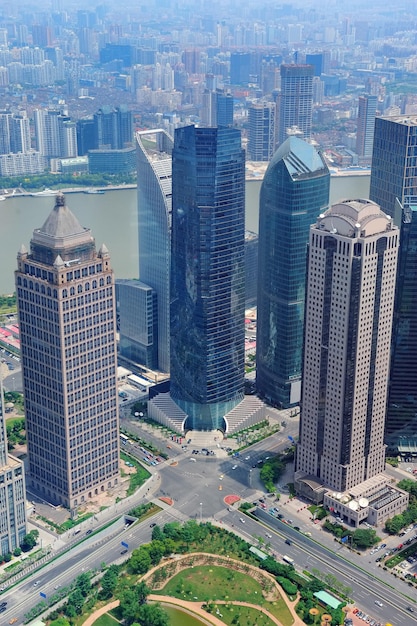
[120,433,129,444]
[282,555,294,565]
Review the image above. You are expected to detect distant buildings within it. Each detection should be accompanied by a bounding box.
[256,137,329,409]
[277,64,314,146]
[170,126,246,430]
[370,116,417,221]
[16,193,120,509]
[295,199,408,526]
[0,375,27,555]
[136,129,173,374]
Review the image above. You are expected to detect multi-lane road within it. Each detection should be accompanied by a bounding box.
[0,409,416,625]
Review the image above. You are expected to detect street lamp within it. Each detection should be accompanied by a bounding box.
[199,502,203,523]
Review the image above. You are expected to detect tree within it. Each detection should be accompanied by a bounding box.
[151,525,165,541]
[135,603,169,626]
[385,515,405,535]
[129,546,151,574]
[68,588,85,614]
[352,528,379,549]
[21,530,38,552]
[75,572,91,596]
[148,540,165,565]
[101,565,118,599]
[119,588,139,626]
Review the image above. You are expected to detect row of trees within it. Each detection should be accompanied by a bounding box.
[322,520,380,549]
[259,447,294,493]
[3,171,136,191]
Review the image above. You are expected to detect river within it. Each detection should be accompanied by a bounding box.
[0,174,370,295]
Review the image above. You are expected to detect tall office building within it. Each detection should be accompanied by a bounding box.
[356,94,377,158]
[278,64,314,146]
[385,198,417,455]
[256,137,329,409]
[247,102,276,161]
[296,199,398,494]
[370,116,417,221]
[16,193,120,509]
[0,375,27,555]
[136,129,173,373]
[216,90,234,127]
[170,126,245,431]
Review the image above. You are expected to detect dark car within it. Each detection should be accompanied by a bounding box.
[407,606,415,613]
[0,606,6,613]
[85,529,92,535]
[121,549,128,555]
[285,539,292,545]
[150,522,156,528]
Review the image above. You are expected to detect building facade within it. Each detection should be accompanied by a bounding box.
[385,198,417,456]
[278,64,314,146]
[170,126,245,431]
[136,129,173,373]
[370,116,417,221]
[0,375,27,556]
[256,137,330,408]
[296,199,398,494]
[356,94,377,159]
[16,193,120,509]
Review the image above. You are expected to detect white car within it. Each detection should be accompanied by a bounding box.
[239,517,245,523]
[245,456,250,460]
[374,600,383,607]
[232,464,237,470]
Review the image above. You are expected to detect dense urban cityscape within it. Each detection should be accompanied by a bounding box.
[1,1,417,626]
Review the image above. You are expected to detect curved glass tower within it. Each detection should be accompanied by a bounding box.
[136,129,173,373]
[170,126,245,431]
[256,136,329,408]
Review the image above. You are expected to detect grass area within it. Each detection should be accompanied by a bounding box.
[121,451,151,496]
[154,565,294,626]
[92,613,119,626]
[207,603,277,626]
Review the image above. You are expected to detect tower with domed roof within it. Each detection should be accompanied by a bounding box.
[15,193,120,510]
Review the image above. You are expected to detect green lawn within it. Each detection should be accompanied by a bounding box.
[92,613,119,626]
[154,565,294,626]
[208,604,277,626]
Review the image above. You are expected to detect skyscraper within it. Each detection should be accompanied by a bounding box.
[385,198,417,455]
[356,94,377,159]
[296,199,398,494]
[0,374,27,555]
[16,193,119,509]
[247,102,276,161]
[256,137,330,409]
[278,64,314,146]
[170,126,245,431]
[136,129,173,373]
[370,115,417,220]
[94,106,133,150]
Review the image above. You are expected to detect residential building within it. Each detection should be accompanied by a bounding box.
[93,105,133,150]
[296,199,398,499]
[370,116,417,221]
[277,64,314,146]
[16,192,120,509]
[170,126,246,431]
[256,137,330,408]
[247,102,276,161]
[136,129,173,374]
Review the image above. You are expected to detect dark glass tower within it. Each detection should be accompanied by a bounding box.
[170,126,245,431]
[370,116,417,220]
[386,198,417,455]
[256,136,329,408]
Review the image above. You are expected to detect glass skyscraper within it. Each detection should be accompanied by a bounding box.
[136,129,173,373]
[386,198,417,455]
[370,116,417,221]
[256,136,329,408]
[170,126,245,431]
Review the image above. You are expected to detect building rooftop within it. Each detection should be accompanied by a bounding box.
[271,136,328,179]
